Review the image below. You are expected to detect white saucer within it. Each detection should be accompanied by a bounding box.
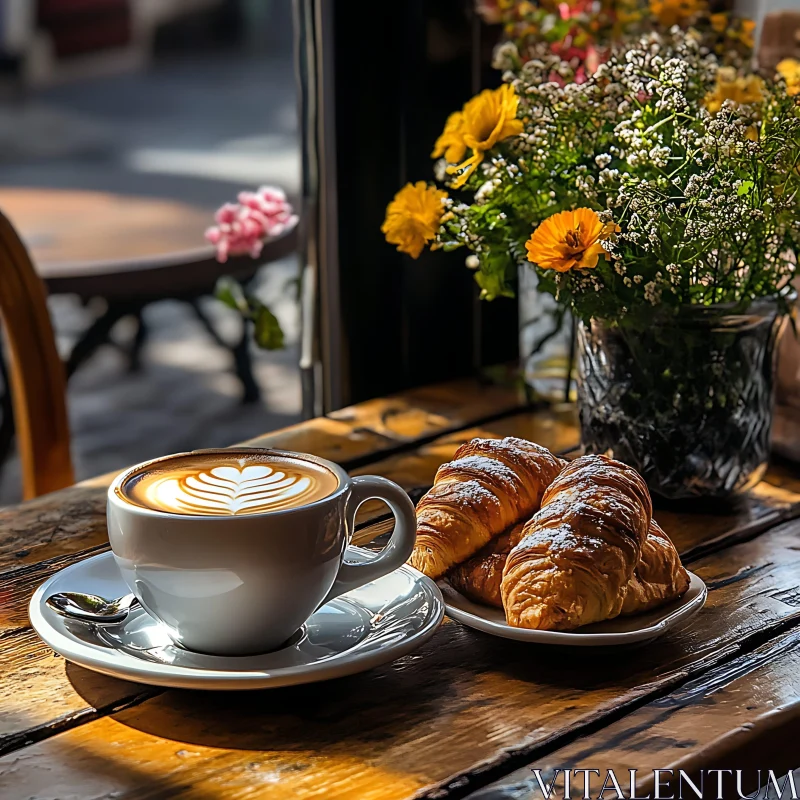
[29,549,444,690]
[440,572,706,646]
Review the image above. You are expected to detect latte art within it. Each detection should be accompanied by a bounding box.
[122,453,339,516]
[149,465,317,515]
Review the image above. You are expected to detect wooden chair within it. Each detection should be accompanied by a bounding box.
[0,211,74,499]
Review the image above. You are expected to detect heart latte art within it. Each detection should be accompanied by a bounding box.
[122,454,339,516]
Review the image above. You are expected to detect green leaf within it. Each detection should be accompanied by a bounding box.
[737,180,754,196]
[475,270,514,301]
[252,303,285,350]
[214,276,248,313]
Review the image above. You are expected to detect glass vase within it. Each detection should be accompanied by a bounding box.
[577,297,791,499]
[519,265,573,402]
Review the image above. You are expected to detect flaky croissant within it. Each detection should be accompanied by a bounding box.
[621,520,690,615]
[450,519,688,614]
[447,523,525,607]
[410,437,563,578]
[501,454,652,630]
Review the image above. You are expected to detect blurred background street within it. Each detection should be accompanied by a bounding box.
[0,0,301,502]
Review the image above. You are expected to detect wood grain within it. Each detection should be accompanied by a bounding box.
[326,380,529,443]
[2,378,795,573]
[0,211,74,499]
[348,410,800,542]
[0,482,108,570]
[349,407,579,525]
[0,378,528,571]
[468,627,800,799]
[4,519,800,799]
[0,189,213,267]
[2,403,800,754]
[2,379,800,799]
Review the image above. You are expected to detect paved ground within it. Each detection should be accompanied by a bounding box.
[0,47,302,504]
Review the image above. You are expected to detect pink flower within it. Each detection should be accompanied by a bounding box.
[205,186,298,263]
[476,0,503,24]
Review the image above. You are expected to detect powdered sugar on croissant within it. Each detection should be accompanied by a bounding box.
[502,454,652,630]
[410,437,563,578]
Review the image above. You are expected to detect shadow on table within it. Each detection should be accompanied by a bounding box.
[65,607,697,755]
[65,650,449,754]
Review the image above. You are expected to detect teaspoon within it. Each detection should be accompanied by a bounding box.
[46,591,140,624]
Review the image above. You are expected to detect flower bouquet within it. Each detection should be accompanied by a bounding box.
[382,12,800,498]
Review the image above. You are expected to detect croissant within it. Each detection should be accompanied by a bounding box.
[447,523,525,607]
[410,437,563,578]
[450,519,688,614]
[501,454,652,630]
[621,520,690,615]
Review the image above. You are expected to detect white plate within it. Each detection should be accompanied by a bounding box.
[441,572,706,646]
[29,549,444,690]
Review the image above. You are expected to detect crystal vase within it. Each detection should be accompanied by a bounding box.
[519,265,573,402]
[577,297,792,499]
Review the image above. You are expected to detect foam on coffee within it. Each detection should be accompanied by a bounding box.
[121,452,339,516]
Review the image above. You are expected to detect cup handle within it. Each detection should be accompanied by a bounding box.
[320,475,417,606]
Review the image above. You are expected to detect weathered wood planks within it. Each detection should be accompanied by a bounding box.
[0,408,576,746]
[468,627,800,799]
[3,520,800,799]
[2,403,798,751]
[0,378,528,571]
[2,377,800,800]
[2,404,800,761]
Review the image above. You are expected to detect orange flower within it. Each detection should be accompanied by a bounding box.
[738,19,756,49]
[649,0,702,27]
[382,182,448,259]
[709,11,727,32]
[443,83,523,188]
[525,208,617,273]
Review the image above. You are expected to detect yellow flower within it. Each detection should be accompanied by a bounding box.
[649,0,702,28]
[432,111,467,163]
[443,84,523,188]
[525,208,617,273]
[382,182,448,259]
[704,67,763,114]
[738,19,755,49]
[777,58,800,96]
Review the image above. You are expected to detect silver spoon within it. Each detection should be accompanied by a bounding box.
[46,591,139,623]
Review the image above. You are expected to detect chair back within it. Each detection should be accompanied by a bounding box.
[0,211,74,498]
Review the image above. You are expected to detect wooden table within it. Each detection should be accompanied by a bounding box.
[2,377,800,799]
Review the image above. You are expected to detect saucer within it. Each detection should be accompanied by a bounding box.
[29,549,444,690]
[440,572,706,646]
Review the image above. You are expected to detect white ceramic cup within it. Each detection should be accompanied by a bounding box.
[107,448,417,655]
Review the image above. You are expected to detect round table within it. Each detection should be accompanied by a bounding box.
[0,187,297,396]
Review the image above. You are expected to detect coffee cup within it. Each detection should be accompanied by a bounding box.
[107,448,417,655]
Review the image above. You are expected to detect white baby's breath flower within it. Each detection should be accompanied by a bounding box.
[475,181,495,205]
[492,41,519,72]
[644,281,662,304]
